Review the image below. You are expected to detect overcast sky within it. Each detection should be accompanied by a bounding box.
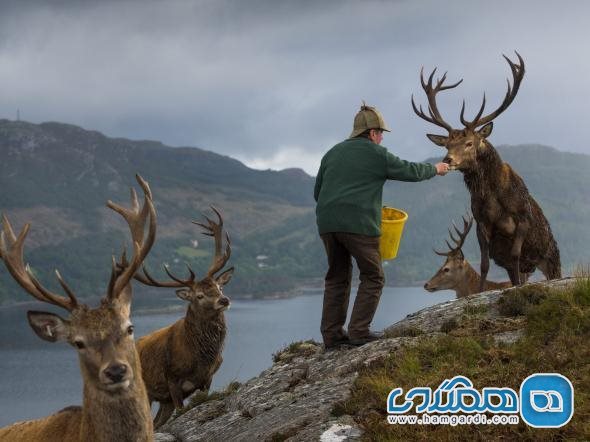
[0,0,588,175]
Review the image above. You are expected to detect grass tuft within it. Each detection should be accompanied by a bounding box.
[497,284,551,317]
[385,326,423,338]
[173,381,241,419]
[463,303,489,316]
[272,339,321,363]
[439,318,459,333]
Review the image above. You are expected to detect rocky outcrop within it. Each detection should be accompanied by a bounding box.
[155,278,574,442]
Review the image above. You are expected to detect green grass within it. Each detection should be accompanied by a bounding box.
[337,276,590,440]
[439,318,459,334]
[175,246,210,259]
[272,340,321,364]
[173,381,241,419]
[385,326,424,338]
[497,284,552,317]
[462,303,489,316]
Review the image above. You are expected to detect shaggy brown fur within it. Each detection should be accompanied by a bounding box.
[0,339,153,442]
[424,215,512,298]
[0,175,155,441]
[413,53,561,290]
[426,254,512,298]
[129,207,233,428]
[137,296,228,428]
[462,141,561,288]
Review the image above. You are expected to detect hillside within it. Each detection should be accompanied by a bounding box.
[0,119,316,303]
[0,119,589,303]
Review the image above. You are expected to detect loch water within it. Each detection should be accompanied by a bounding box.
[0,286,454,426]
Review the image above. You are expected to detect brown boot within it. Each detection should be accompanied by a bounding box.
[348,331,384,346]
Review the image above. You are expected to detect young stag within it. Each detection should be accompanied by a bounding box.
[127,207,233,428]
[0,175,156,442]
[424,215,511,298]
[412,52,561,291]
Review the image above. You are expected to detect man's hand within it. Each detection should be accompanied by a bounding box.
[435,162,450,176]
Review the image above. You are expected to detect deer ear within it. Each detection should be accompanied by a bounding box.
[216,267,234,286]
[27,311,70,343]
[477,122,493,138]
[175,288,193,301]
[426,134,448,147]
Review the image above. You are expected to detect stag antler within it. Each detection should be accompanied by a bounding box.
[129,262,196,288]
[434,214,473,257]
[105,174,156,302]
[0,216,80,312]
[192,206,231,278]
[460,51,525,129]
[130,206,231,288]
[412,67,463,133]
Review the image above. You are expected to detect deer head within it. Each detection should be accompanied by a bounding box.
[0,174,156,393]
[412,52,525,171]
[424,215,473,292]
[130,206,233,316]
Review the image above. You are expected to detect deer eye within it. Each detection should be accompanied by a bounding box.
[443,268,450,273]
[127,325,134,335]
[465,141,473,148]
[74,339,86,349]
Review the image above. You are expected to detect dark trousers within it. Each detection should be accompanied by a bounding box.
[320,232,385,345]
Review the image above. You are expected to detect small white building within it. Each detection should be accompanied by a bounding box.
[256,255,269,269]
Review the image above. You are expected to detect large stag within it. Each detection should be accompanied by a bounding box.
[412,52,561,290]
[126,207,233,428]
[0,175,155,442]
[424,215,511,298]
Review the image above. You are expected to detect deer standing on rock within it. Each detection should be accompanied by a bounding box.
[424,215,511,298]
[126,207,234,428]
[0,175,156,442]
[412,52,561,291]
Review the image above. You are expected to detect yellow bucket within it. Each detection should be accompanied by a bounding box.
[379,207,408,260]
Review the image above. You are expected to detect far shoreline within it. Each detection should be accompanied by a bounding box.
[0,281,432,314]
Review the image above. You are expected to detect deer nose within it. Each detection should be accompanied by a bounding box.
[443,156,453,164]
[104,364,128,383]
[219,296,230,307]
[424,282,430,290]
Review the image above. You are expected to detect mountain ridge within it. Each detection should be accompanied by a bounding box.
[0,119,588,303]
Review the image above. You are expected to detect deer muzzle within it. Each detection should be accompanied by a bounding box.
[424,282,436,292]
[100,362,132,389]
[217,295,230,311]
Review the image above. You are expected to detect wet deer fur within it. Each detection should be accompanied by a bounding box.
[0,174,156,442]
[413,52,561,290]
[126,206,233,428]
[424,215,511,298]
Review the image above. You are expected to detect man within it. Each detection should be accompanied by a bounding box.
[314,103,449,349]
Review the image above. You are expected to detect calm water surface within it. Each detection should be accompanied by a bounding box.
[0,286,453,426]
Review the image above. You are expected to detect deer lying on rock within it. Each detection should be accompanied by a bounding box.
[412,52,561,291]
[424,215,511,298]
[0,174,155,442]
[125,207,234,428]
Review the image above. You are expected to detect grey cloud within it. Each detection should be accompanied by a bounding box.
[0,0,589,173]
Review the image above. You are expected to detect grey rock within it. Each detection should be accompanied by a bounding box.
[154,278,574,441]
[154,433,178,442]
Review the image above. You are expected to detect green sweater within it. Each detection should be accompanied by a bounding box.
[314,137,436,236]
